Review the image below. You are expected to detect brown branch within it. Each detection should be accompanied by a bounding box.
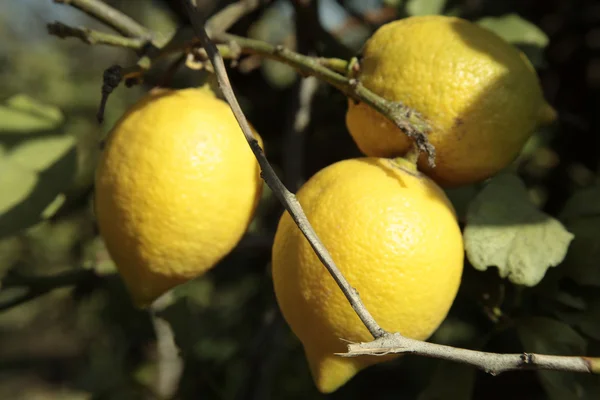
[47,0,434,163]
[181,0,386,339]
[339,333,600,375]
[53,0,152,39]
[46,0,600,380]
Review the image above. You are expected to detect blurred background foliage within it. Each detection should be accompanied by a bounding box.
[0,0,599,399]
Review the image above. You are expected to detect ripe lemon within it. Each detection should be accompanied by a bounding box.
[271,157,464,393]
[346,15,557,187]
[94,87,263,307]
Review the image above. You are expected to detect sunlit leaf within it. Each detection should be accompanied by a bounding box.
[464,173,574,286]
[0,94,63,134]
[0,137,77,238]
[407,0,447,16]
[8,134,76,172]
[477,14,549,67]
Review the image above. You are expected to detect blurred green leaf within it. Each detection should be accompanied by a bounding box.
[464,174,574,286]
[0,135,77,238]
[477,14,549,47]
[0,157,38,227]
[444,184,479,222]
[560,184,600,223]
[248,2,298,89]
[8,134,75,172]
[406,0,447,16]
[560,217,600,287]
[417,360,475,400]
[0,94,63,134]
[558,300,600,341]
[517,317,588,400]
[477,14,549,67]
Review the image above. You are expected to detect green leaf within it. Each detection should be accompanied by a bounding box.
[444,184,479,222]
[517,317,588,400]
[558,300,600,341]
[417,360,475,400]
[8,134,75,172]
[0,94,63,134]
[560,184,600,223]
[477,14,549,47]
[464,174,574,286]
[558,185,600,287]
[0,136,77,238]
[406,0,447,16]
[560,217,600,287]
[477,14,549,67]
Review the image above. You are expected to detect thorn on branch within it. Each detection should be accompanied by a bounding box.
[97,65,123,124]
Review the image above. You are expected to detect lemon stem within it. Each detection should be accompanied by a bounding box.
[404,142,421,166]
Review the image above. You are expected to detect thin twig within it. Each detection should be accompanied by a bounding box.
[46,0,600,379]
[339,333,600,375]
[49,26,434,162]
[53,0,152,39]
[182,0,385,339]
[206,0,264,35]
[47,21,145,48]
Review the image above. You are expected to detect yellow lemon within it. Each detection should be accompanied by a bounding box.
[346,15,557,187]
[271,157,464,393]
[94,87,263,307]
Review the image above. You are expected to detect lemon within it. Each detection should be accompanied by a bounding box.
[94,87,263,307]
[346,15,557,187]
[271,157,464,393]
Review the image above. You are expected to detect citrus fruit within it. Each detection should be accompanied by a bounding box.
[346,15,557,187]
[271,157,464,393]
[94,87,263,307]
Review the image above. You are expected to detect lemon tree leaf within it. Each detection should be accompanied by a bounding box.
[8,134,76,172]
[477,14,549,67]
[0,157,38,235]
[464,174,574,286]
[0,136,77,238]
[517,317,588,400]
[0,94,63,134]
[417,360,475,400]
[560,217,600,287]
[559,185,600,287]
[560,184,600,222]
[477,14,549,47]
[406,0,447,16]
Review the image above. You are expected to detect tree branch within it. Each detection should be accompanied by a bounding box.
[181,0,385,339]
[53,0,152,39]
[46,21,435,163]
[46,0,600,380]
[339,333,600,375]
[47,21,145,49]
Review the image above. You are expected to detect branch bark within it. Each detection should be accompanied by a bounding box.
[340,333,600,375]
[47,21,144,49]
[47,0,600,380]
[181,0,385,339]
[53,0,153,39]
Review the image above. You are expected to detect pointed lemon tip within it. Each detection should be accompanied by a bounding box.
[539,102,558,126]
[307,352,363,394]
